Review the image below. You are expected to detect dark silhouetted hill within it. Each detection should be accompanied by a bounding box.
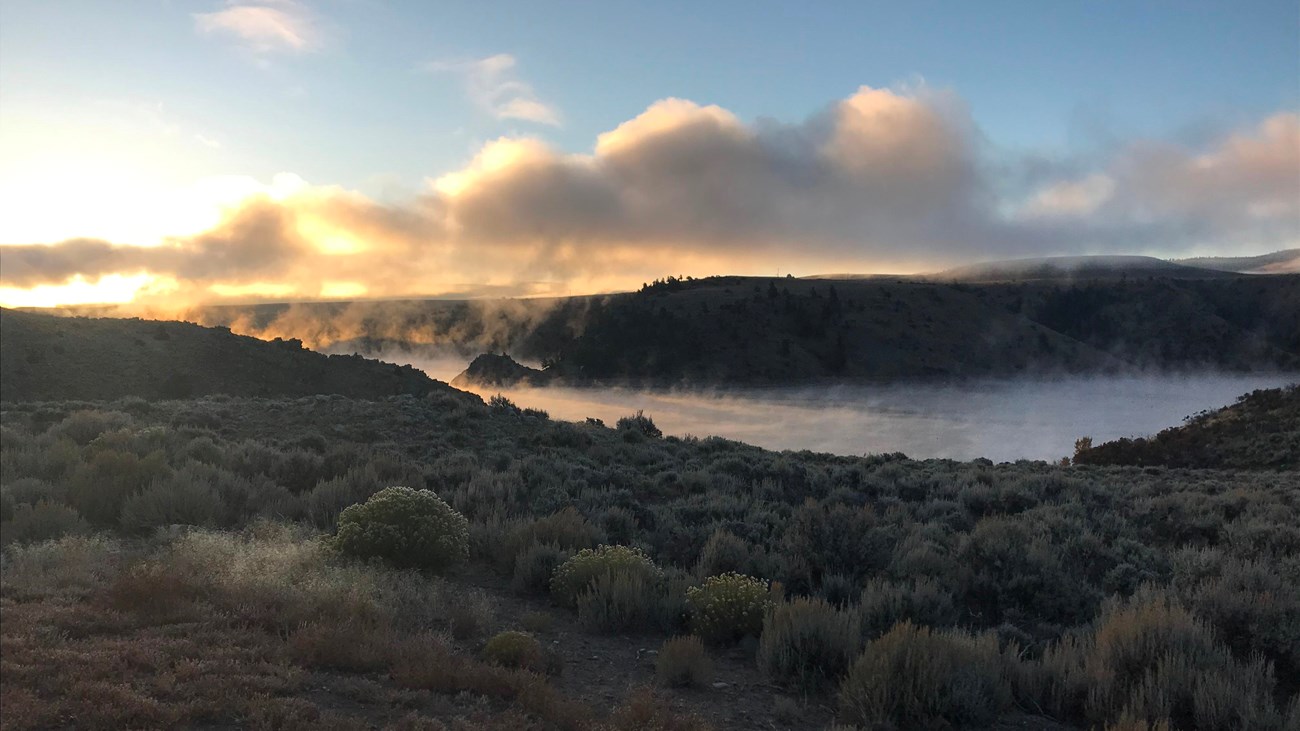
[0,308,461,402]
[1073,384,1300,470]
[497,273,1299,385]
[451,353,549,388]
[85,266,1300,387]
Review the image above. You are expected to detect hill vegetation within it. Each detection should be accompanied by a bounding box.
[455,273,1299,386]
[0,308,458,402]
[1074,384,1300,470]
[110,270,1297,388]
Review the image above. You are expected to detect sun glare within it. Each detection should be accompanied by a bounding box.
[296,216,367,255]
[0,273,155,308]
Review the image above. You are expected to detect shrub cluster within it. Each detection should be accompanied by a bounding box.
[4,394,1298,728]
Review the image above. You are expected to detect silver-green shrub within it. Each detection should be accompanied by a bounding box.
[759,596,861,691]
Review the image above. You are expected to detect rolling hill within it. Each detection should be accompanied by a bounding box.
[929,254,1236,282]
[31,258,1300,389]
[0,308,462,402]
[1174,248,1300,274]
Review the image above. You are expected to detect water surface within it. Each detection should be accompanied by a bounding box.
[405,359,1293,462]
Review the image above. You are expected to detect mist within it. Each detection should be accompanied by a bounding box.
[404,357,1294,462]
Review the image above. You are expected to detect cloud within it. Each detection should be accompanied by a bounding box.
[1019,173,1115,218]
[1011,112,1300,248]
[424,54,561,126]
[2,86,1297,307]
[195,1,322,55]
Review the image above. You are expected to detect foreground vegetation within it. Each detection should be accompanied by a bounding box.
[4,388,1299,728]
[1075,385,1299,470]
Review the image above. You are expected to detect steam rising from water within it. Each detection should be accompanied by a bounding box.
[404,358,1293,461]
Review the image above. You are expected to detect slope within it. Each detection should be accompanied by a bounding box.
[0,308,461,402]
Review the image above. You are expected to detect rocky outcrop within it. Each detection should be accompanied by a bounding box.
[451,353,551,388]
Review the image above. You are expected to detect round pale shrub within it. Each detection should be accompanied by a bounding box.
[687,572,772,644]
[550,544,662,608]
[333,487,468,571]
[482,630,545,671]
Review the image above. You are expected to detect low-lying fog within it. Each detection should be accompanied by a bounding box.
[400,357,1294,462]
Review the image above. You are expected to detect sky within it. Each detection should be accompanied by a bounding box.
[0,0,1297,307]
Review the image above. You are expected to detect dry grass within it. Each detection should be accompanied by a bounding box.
[0,526,713,731]
[655,636,714,689]
[602,686,714,731]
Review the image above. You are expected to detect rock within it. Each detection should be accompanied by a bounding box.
[451,353,550,388]
[711,682,729,689]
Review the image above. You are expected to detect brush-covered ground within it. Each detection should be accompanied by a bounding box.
[1074,385,1300,470]
[0,308,446,402]
[3,384,1300,730]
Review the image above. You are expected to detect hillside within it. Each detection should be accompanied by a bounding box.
[0,308,461,402]
[482,273,1300,386]
[50,268,1300,388]
[1175,248,1300,275]
[1073,384,1300,469]
[930,254,1232,282]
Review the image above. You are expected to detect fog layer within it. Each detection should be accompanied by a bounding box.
[407,360,1294,462]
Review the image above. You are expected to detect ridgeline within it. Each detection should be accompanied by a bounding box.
[0,308,461,402]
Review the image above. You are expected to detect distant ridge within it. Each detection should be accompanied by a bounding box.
[928,255,1235,282]
[1174,248,1300,275]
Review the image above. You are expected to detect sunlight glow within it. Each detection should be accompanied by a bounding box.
[296,215,367,254]
[208,281,298,299]
[0,273,155,308]
[319,281,368,298]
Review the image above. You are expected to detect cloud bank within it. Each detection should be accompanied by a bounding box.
[2,85,1297,306]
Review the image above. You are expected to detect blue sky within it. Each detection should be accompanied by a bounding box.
[0,0,1297,304]
[3,1,1295,193]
